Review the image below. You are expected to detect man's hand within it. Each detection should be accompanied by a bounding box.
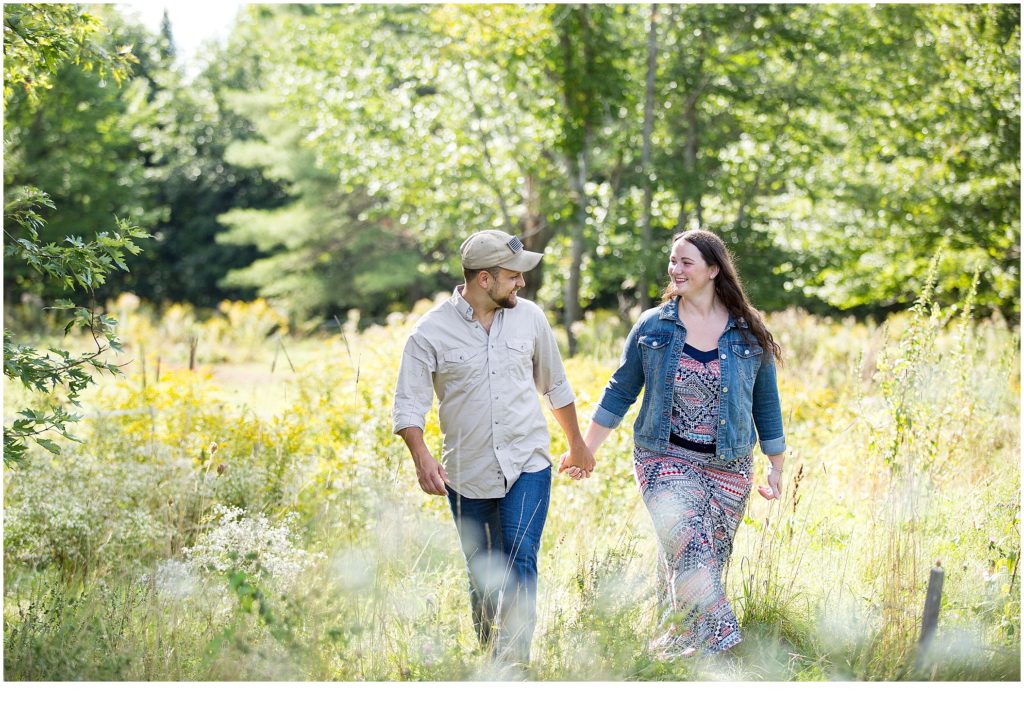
[557,451,583,480]
[557,441,595,480]
[397,427,449,496]
[413,450,449,496]
[549,403,598,482]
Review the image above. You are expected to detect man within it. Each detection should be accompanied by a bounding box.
[392,229,595,666]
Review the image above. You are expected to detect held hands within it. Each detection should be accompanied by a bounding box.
[557,441,596,481]
[413,450,449,496]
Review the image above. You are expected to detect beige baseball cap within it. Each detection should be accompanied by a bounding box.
[460,229,543,273]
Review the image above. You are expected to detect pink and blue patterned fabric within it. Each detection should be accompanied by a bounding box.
[634,347,754,656]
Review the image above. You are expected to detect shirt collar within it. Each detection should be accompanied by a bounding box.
[450,284,477,322]
[659,296,748,329]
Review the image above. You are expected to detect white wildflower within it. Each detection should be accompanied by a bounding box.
[153,558,198,600]
[183,505,320,588]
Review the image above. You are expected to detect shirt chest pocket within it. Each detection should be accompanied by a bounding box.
[504,337,533,381]
[730,343,763,384]
[440,346,487,389]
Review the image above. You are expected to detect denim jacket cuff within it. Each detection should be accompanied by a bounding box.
[592,404,624,429]
[759,435,786,456]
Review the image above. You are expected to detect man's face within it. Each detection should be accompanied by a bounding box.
[486,267,526,308]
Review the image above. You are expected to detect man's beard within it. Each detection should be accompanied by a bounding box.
[488,287,518,309]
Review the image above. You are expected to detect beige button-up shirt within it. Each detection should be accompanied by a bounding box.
[392,286,576,498]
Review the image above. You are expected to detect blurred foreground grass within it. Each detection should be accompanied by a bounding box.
[3,291,1020,680]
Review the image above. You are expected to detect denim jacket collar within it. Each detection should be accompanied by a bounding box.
[658,296,748,331]
[593,296,785,460]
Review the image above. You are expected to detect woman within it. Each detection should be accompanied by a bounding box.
[561,229,786,657]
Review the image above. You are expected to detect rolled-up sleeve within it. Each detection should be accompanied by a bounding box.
[392,333,437,434]
[593,320,645,428]
[532,308,575,410]
[752,353,786,455]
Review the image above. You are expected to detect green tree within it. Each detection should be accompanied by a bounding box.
[546,4,632,354]
[3,4,148,465]
[206,6,439,320]
[3,5,157,304]
[207,3,1019,323]
[112,27,287,307]
[765,4,1020,316]
[3,3,134,106]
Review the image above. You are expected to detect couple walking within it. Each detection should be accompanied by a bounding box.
[392,228,786,667]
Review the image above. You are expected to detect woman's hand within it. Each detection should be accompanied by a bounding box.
[757,453,785,500]
[757,468,780,500]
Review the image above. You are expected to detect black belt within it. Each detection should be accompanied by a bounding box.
[669,432,717,454]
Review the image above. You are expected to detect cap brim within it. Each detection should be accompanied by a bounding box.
[501,250,543,273]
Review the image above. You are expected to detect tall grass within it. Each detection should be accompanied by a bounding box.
[3,287,1020,680]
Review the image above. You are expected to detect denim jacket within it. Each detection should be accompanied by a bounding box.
[593,297,786,460]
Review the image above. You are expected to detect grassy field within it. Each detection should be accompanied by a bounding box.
[2,289,1020,681]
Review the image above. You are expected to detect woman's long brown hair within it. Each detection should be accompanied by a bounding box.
[661,229,782,363]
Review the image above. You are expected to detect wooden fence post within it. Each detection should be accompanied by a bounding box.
[915,560,944,673]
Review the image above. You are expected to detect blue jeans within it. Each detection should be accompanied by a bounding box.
[446,467,551,664]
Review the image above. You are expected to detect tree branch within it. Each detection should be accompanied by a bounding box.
[459,63,514,230]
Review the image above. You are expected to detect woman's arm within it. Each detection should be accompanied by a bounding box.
[559,317,649,480]
[751,352,786,456]
[751,344,786,500]
[590,319,647,430]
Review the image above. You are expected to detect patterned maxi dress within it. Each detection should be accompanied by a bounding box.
[633,343,753,655]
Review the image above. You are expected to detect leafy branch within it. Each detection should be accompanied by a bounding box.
[3,186,148,466]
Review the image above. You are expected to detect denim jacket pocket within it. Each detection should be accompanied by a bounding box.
[638,333,670,375]
[731,343,763,385]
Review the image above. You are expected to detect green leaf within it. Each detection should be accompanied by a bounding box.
[36,438,61,454]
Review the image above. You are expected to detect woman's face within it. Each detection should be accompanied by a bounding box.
[668,239,718,297]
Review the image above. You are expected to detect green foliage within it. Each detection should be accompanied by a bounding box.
[3,7,157,303]
[5,4,1018,320]
[3,160,148,467]
[111,28,287,306]
[215,100,438,319]
[202,3,1019,321]
[5,187,146,289]
[4,5,281,309]
[768,4,1020,315]
[2,5,149,465]
[3,3,136,107]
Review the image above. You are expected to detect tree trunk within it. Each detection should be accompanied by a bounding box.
[520,173,550,293]
[685,95,702,229]
[675,24,706,232]
[557,3,596,358]
[639,4,659,307]
[565,142,589,357]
